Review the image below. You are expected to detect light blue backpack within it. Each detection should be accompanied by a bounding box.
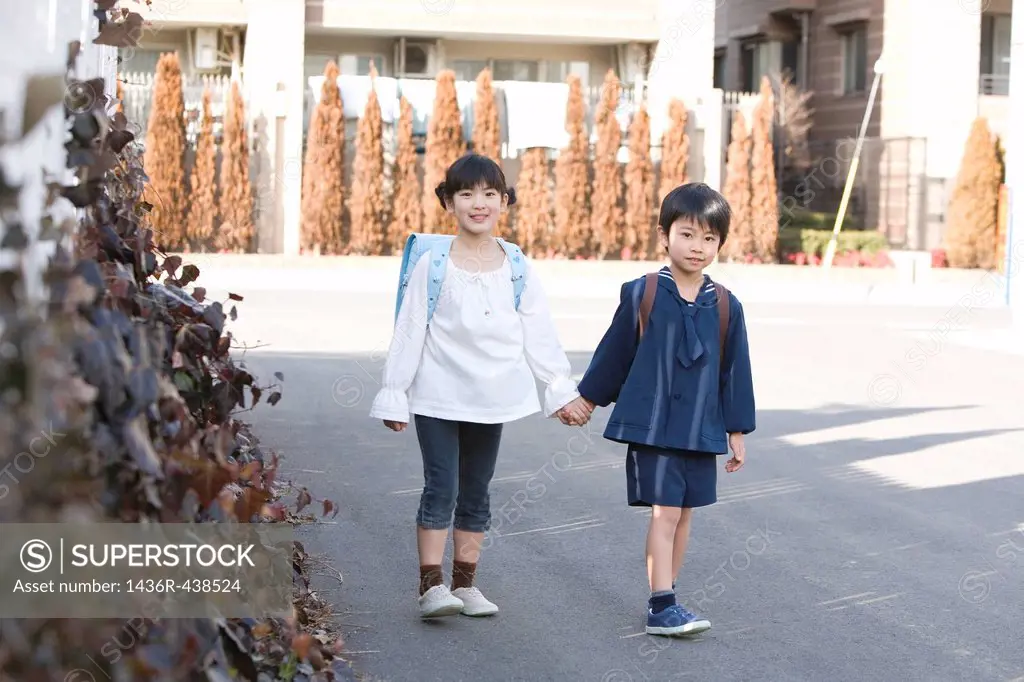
[394,233,527,324]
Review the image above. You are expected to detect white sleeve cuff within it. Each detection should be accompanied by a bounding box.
[542,375,580,418]
[369,388,410,423]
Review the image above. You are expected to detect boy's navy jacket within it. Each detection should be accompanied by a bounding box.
[577,268,756,454]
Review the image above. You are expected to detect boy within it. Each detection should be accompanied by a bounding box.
[564,183,756,637]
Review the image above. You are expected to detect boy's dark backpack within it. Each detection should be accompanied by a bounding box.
[636,273,730,360]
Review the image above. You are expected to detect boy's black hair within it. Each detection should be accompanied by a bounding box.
[658,182,731,246]
[434,153,518,209]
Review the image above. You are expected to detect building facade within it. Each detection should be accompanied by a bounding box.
[127,0,718,255]
[714,0,1013,251]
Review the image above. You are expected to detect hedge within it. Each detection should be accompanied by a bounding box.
[778,225,888,258]
[781,209,862,231]
[0,8,354,680]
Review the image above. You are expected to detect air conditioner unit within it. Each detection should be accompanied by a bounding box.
[397,39,437,77]
[193,27,219,70]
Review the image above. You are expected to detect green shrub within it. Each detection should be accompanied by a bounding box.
[778,226,888,257]
[782,209,862,231]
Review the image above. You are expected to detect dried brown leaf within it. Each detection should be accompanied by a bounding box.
[296,488,312,513]
[93,12,145,47]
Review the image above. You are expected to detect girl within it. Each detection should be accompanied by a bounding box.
[370,153,591,618]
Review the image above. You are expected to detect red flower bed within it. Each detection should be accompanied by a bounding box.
[783,250,894,268]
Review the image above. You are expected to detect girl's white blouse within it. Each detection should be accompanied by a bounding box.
[369,253,579,424]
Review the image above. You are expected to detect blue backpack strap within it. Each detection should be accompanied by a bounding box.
[496,238,527,311]
[395,233,453,324]
[395,234,420,322]
[425,237,453,324]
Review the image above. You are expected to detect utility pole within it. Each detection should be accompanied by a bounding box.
[822,58,885,270]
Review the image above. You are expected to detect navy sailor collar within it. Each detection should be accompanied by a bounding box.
[656,266,717,307]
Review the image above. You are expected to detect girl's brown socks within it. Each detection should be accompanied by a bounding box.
[419,564,443,596]
[451,560,477,590]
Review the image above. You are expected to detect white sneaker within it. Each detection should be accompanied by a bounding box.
[451,586,499,617]
[419,584,464,618]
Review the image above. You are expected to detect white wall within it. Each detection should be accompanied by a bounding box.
[880,0,982,180]
[0,0,116,305]
[243,0,306,256]
[646,0,720,189]
[309,0,660,43]
[1007,0,1024,319]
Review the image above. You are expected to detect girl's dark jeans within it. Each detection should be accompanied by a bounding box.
[413,415,503,533]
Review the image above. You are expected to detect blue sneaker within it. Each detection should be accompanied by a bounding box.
[646,603,711,637]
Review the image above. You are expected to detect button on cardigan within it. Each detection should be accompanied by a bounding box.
[370,253,580,425]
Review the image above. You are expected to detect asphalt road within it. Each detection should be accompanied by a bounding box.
[238,293,1024,682]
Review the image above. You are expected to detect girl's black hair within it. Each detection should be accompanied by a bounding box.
[434,153,517,209]
[658,182,732,246]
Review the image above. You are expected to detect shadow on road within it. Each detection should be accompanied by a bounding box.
[233,350,1024,682]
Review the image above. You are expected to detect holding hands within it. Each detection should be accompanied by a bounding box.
[556,396,594,426]
[383,397,595,432]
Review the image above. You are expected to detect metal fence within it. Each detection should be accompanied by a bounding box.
[718,84,949,250]
[121,71,234,147]
[779,136,939,249]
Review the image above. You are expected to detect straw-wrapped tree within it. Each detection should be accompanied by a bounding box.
[515,148,550,256]
[388,96,421,254]
[216,80,254,252]
[945,116,1004,269]
[554,74,590,258]
[624,103,653,260]
[721,110,753,261]
[658,98,689,204]
[472,67,501,160]
[423,70,466,233]
[301,60,345,254]
[142,52,187,250]
[750,77,779,262]
[473,67,508,235]
[186,88,218,251]
[590,69,623,259]
[348,64,385,255]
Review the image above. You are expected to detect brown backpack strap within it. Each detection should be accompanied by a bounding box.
[715,282,730,358]
[637,272,659,339]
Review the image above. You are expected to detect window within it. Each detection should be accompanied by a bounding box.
[781,40,800,84]
[980,13,1012,94]
[739,40,798,92]
[493,59,539,81]
[119,48,165,74]
[453,60,488,81]
[541,60,590,84]
[741,40,776,92]
[339,54,384,76]
[840,25,867,94]
[713,50,726,89]
[307,53,385,78]
[304,54,333,82]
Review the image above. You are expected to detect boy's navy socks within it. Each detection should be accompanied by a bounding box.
[649,590,676,614]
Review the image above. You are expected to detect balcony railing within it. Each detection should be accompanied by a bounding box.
[980,73,1010,96]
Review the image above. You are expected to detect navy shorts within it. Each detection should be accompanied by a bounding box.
[626,445,718,508]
